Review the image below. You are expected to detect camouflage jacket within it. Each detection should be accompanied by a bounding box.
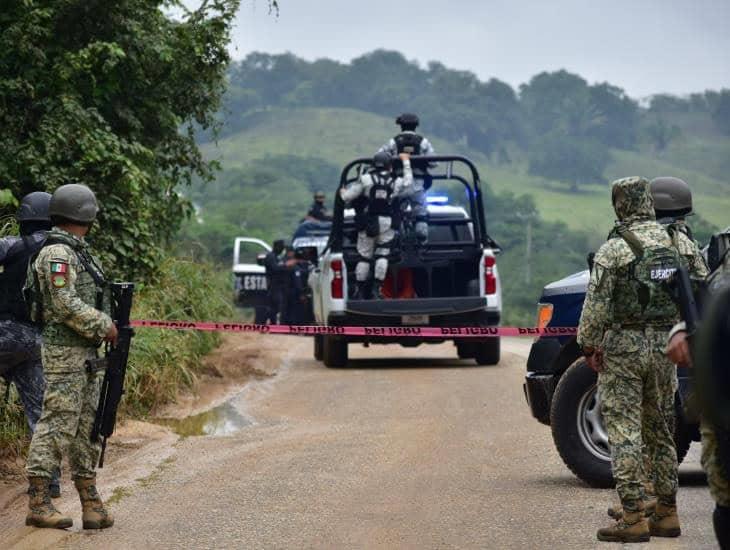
[578,177,709,351]
[30,228,112,347]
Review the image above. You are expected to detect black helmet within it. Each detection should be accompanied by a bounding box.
[650,177,692,217]
[373,152,392,171]
[272,239,286,253]
[16,192,52,222]
[49,184,99,224]
[395,113,419,129]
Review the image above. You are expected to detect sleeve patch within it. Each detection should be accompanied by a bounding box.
[51,274,68,288]
[50,262,68,274]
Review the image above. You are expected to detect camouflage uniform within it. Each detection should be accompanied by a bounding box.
[25,228,112,481]
[577,177,707,512]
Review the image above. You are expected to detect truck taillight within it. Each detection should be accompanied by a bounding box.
[484,256,497,295]
[331,259,344,299]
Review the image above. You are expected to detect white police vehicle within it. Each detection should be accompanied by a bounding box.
[309,155,502,367]
[232,237,271,322]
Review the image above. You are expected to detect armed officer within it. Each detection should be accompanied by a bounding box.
[341,152,413,300]
[0,192,62,498]
[305,191,332,222]
[578,177,707,543]
[377,113,434,243]
[667,227,730,548]
[264,239,290,324]
[25,184,117,530]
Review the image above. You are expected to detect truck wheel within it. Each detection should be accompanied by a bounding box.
[474,338,500,365]
[313,335,324,361]
[551,359,614,488]
[323,336,348,368]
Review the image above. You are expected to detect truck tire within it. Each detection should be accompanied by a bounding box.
[474,338,500,365]
[323,336,348,368]
[551,359,613,488]
[313,334,324,361]
[457,343,476,359]
[551,359,692,489]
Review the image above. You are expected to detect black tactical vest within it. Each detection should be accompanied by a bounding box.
[0,234,46,322]
[394,133,423,155]
[368,172,395,217]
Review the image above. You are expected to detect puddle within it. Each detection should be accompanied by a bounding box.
[154,401,252,437]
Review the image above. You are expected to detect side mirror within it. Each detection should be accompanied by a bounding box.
[256,253,266,267]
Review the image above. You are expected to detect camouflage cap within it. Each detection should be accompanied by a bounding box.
[611,176,655,222]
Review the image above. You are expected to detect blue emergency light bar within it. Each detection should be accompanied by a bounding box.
[426,195,449,205]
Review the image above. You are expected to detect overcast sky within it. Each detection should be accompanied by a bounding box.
[217,0,730,98]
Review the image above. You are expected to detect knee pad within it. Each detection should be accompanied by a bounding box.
[373,257,388,281]
[355,261,371,282]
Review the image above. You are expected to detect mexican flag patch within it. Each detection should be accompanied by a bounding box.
[50,262,68,288]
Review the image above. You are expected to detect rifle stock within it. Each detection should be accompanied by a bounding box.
[673,264,700,339]
[91,282,135,468]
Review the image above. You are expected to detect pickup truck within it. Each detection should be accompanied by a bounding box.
[309,155,502,368]
[523,269,697,487]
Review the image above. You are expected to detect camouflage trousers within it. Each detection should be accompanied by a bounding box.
[26,345,101,480]
[701,422,730,507]
[598,327,678,508]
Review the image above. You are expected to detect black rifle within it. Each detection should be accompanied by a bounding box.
[89,282,135,468]
[672,264,701,341]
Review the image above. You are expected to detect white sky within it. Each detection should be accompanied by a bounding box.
[194,0,730,98]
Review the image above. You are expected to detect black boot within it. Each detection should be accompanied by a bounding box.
[351,281,369,300]
[372,280,386,300]
[714,505,730,550]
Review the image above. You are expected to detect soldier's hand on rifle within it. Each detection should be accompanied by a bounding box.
[104,323,119,346]
[399,153,410,161]
[667,331,692,368]
[585,348,604,373]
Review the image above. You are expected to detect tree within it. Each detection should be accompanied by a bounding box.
[644,118,682,154]
[0,0,250,278]
[712,89,730,136]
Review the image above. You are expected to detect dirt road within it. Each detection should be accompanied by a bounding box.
[1,336,717,549]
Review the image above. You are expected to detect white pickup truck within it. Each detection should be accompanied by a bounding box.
[309,155,502,367]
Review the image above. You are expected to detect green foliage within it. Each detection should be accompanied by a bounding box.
[528,131,610,189]
[712,90,730,136]
[124,255,233,416]
[0,0,242,279]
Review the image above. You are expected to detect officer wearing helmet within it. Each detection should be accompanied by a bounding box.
[340,152,413,299]
[0,192,63,498]
[305,191,332,222]
[650,177,696,240]
[377,113,435,243]
[24,183,117,530]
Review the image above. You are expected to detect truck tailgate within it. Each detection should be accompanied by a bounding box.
[346,297,487,316]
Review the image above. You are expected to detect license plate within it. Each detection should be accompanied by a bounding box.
[402,314,429,325]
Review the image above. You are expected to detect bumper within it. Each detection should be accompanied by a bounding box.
[523,372,555,425]
[327,309,500,344]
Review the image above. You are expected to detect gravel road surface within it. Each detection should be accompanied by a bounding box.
[3,336,717,549]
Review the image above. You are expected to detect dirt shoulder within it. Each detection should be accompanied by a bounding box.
[0,332,285,548]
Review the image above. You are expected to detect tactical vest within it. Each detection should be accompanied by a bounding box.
[394,133,423,155]
[26,231,108,346]
[0,234,46,322]
[611,227,681,326]
[367,172,395,217]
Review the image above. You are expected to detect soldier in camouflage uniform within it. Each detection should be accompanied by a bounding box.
[667,229,730,549]
[577,177,707,543]
[24,184,118,530]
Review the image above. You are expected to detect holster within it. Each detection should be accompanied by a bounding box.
[85,357,109,373]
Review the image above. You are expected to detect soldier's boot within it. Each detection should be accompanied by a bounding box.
[25,477,73,529]
[607,496,656,520]
[649,501,681,538]
[597,508,650,543]
[351,281,369,301]
[74,477,114,530]
[372,280,386,300]
[713,505,730,550]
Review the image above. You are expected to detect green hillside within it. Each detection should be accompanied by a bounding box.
[204,107,730,236]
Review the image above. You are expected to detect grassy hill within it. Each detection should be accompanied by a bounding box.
[204,107,730,238]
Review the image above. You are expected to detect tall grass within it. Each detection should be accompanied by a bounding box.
[0,253,233,455]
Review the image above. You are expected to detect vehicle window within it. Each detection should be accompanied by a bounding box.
[236,241,267,264]
[428,222,474,243]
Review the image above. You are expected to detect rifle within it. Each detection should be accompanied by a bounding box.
[89,282,135,468]
[672,264,701,341]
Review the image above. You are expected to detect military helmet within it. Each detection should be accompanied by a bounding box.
[650,177,692,216]
[373,152,392,171]
[16,191,52,222]
[395,113,419,129]
[314,190,326,200]
[49,184,99,223]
